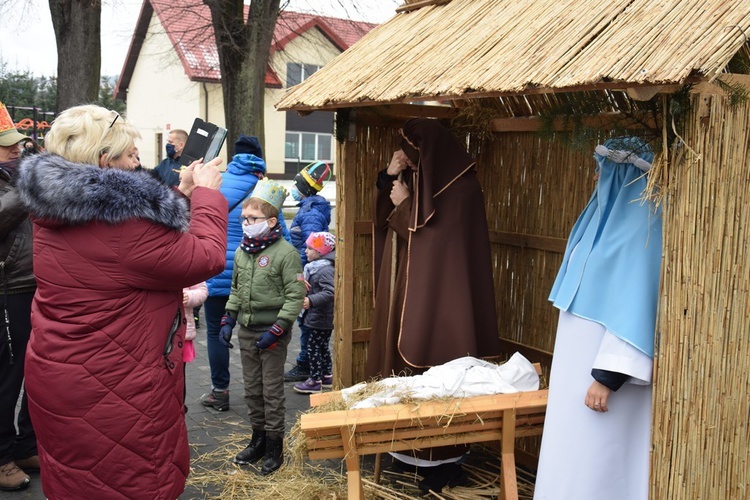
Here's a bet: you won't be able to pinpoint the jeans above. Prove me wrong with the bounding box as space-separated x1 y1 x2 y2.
204 295 230 391
296 317 310 365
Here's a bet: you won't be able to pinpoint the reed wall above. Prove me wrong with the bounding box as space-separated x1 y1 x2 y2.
333 116 598 385
651 94 750 499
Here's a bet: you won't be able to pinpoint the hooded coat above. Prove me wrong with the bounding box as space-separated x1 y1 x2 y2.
15 154 227 499
366 119 501 379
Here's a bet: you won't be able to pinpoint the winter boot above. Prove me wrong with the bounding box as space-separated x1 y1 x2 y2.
284 362 310 382
293 378 322 394
259 433 284 475
234 430 267 465
200 389 229 411
0 461 30 491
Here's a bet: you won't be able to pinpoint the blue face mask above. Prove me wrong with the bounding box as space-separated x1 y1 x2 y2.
291 187 303 202
166 143 176 159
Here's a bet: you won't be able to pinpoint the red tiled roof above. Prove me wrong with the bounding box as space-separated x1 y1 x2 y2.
115 0 376 98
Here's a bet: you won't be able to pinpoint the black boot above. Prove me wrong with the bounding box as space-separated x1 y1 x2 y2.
234 429 266 465
259 433 284 475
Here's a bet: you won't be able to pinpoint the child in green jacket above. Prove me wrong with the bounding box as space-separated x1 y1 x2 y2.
219 179 305 475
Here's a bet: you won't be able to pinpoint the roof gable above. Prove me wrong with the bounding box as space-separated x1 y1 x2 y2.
276 0 750 111
115 0 376 99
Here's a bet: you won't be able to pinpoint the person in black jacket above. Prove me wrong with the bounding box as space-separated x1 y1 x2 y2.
0 102 37 491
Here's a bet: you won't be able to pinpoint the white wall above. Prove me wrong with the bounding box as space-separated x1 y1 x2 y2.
126 14 202 168
127 19 343 174
267 27 343 175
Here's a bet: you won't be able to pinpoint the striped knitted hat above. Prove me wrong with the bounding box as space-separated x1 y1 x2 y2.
294 161 331 197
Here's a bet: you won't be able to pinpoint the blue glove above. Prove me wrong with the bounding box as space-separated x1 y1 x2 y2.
255 323 285 350
219 314 236 349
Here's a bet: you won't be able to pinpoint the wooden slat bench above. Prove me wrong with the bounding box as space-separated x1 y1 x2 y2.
301 365 548 500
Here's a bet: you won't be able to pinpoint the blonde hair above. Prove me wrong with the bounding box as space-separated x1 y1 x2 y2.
243 197 280 219
44 104 141 165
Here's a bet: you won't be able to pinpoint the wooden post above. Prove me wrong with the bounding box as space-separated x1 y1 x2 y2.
341 426 364 499
501 408 518 500
333 121 357 387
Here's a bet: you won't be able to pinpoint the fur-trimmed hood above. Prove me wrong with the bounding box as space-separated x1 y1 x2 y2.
16 153 189 232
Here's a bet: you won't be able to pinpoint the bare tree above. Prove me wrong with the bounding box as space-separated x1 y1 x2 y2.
204 0 280 155
48 0 101 112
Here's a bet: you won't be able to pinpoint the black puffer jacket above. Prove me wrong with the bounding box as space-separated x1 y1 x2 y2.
0 161 34 294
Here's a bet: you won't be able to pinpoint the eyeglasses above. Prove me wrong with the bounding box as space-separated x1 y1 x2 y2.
239 216 268 225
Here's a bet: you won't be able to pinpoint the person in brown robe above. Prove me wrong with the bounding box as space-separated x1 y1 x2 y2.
365 118 502 493
367 118 501 379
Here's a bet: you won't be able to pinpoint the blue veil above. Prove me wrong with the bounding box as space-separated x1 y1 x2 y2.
549 137 662 357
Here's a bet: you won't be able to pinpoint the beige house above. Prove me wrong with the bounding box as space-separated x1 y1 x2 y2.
114 0 375 175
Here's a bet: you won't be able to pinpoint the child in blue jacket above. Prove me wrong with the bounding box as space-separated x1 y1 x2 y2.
284 161 332 382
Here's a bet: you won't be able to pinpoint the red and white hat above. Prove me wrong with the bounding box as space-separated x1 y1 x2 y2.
305 232 336 256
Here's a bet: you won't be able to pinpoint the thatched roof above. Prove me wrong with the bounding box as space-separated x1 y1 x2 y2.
277 0 750 111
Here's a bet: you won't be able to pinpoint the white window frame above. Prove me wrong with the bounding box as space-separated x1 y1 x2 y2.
285 131 333 163
286 63 322 88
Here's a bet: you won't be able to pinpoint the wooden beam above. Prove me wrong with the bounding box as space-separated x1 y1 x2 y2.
352 328 371 343
489 230 567 253
488 338 553 367
358 226 568 253
358 103 457 119
491 112 656 133
279 77 707 112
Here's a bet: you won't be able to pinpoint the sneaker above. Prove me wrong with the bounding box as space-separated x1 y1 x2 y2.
199 389 229 411
14 455 40 472
322 374 333 389
284 363 310 382
293 378 322 394
0 462 30 491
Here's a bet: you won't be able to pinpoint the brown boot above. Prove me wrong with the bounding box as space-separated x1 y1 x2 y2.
0 461 30 491
15 455 40 472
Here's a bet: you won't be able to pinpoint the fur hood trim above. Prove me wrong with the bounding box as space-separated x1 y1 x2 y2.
16 153 190 232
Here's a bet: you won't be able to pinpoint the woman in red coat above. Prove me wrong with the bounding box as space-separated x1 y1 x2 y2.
15 105 227 499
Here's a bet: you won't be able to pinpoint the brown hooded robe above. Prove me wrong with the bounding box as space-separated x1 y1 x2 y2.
366 119 501 380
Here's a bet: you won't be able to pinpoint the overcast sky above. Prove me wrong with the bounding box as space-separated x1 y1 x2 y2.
0 0 400 77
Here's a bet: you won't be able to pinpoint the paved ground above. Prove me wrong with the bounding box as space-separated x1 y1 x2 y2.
5 311 314 500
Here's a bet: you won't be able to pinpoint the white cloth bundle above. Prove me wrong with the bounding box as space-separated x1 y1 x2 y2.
341 352 540 409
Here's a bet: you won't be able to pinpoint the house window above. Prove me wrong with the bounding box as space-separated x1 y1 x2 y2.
286 63 321 87
285 132 333 162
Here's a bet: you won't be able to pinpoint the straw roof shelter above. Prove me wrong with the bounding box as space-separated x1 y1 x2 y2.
277 0 750 497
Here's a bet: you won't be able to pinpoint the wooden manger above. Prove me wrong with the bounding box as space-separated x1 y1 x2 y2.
301 364 547 500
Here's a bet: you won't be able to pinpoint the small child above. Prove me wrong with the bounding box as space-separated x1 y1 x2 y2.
218 179 305 476
293 232 336 394
182 282 208 413
183 282 208 364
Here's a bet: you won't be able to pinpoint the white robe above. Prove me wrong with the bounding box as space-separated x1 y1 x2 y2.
534 311 652 500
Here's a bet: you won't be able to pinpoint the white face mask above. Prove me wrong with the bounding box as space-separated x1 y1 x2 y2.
242 221 270 239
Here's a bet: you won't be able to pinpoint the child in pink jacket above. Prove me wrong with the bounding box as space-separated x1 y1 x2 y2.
183 282 208 413
183 282 209 362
